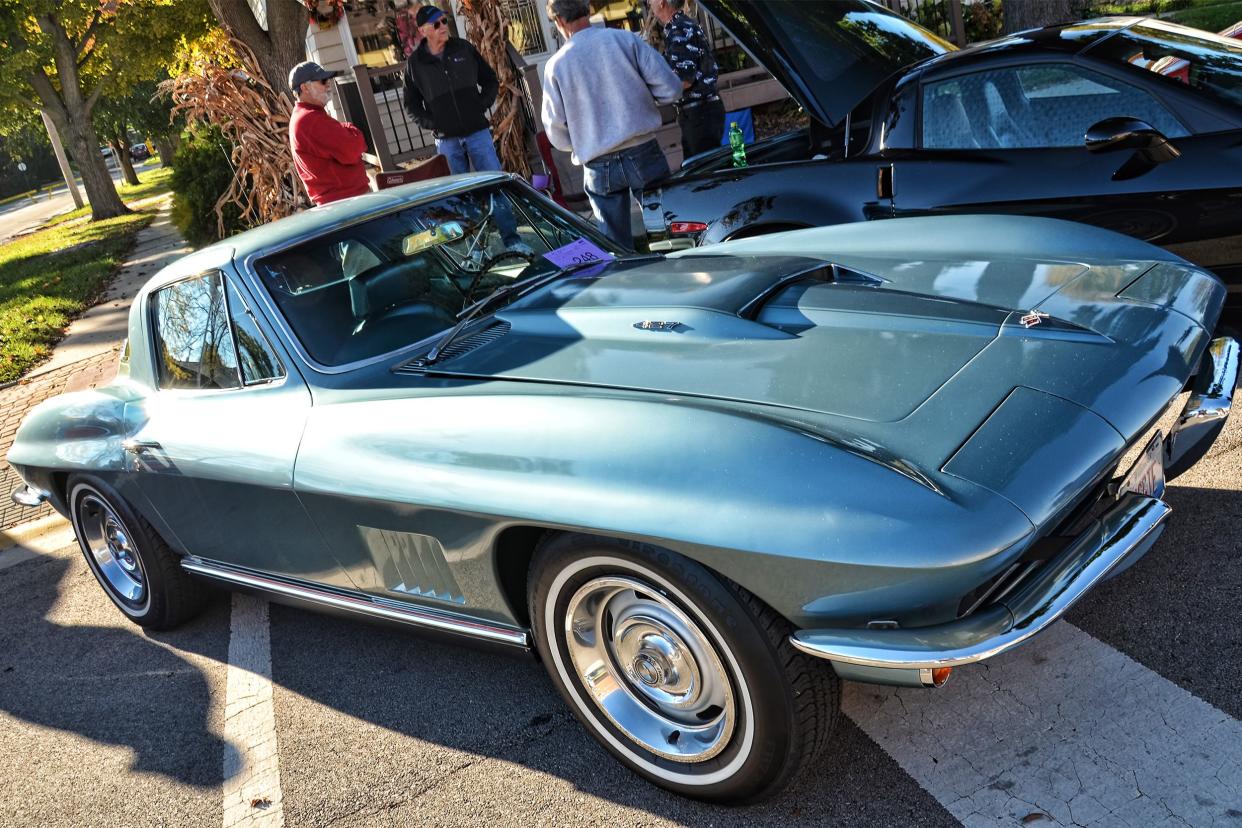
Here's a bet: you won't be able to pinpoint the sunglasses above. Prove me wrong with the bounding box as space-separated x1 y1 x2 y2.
427 18 446 28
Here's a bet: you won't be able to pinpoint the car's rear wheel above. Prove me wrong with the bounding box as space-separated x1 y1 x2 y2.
67 474 207 630
528 533 839 803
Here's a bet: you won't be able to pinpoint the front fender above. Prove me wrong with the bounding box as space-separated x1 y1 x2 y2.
654 160 887 247
294 390 1033 629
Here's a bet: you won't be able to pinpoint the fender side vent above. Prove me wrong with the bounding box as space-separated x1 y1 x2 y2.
359 526 466 604
395 320 510 374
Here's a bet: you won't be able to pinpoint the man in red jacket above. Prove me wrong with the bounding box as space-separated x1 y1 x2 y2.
288 61 371 205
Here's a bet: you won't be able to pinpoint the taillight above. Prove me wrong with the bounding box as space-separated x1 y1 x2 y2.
669 221 708 235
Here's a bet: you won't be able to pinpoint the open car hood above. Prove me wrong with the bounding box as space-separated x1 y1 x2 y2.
700 0 954 127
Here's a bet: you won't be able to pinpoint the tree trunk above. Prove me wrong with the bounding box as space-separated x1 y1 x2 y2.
207 0 309 98
459 0 532 179
1003 0 1076 34
29 14 128 220
54 110 129 218
112 137 140 186
156 135 178 168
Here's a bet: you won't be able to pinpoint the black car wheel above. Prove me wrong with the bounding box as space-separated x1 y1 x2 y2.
529 533 839 803
67 474 206 630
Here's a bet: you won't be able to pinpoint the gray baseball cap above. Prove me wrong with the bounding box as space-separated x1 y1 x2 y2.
288 60 341 93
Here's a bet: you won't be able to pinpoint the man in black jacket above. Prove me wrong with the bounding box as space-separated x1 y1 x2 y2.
403 5 503 174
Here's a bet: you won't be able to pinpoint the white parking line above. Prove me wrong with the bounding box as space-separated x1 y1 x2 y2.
843 621 1242 826
222 594 284 828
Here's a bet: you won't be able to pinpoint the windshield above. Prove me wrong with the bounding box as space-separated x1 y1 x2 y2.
1088 20 1242 108
251 183 623 366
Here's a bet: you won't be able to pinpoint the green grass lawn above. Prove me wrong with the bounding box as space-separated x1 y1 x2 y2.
0 211 152 383
1167 0 1242 30
44 165 174 228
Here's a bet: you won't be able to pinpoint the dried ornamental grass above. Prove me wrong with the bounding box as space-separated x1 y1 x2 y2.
160 37 308 239
459 0 532 180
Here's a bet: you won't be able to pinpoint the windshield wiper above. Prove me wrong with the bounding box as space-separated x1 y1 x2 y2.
422 257 642 365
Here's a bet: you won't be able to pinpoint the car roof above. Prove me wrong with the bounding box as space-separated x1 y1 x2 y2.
916 17 1139 72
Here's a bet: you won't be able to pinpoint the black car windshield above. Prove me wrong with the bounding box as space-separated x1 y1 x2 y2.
1089 20 1242 108
251 183 623 366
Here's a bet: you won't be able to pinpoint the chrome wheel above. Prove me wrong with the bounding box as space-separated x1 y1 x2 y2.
76 493 146 606
564 575 736 762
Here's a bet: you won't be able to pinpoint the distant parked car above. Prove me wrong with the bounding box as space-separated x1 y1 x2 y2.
99 146 113 158
129 144 150 161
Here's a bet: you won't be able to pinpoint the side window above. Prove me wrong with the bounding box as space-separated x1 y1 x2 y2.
152 272 240 390
225 279 285 385
922 64 1188 150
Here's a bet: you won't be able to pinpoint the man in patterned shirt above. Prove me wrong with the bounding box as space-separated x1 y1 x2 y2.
650 0 724 158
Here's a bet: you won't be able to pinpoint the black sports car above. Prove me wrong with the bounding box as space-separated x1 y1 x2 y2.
643 1 1242 314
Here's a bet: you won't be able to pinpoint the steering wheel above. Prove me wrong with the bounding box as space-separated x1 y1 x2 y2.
458 250 537 304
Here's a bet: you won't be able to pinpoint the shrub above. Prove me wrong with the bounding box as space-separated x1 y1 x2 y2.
169 127 248 247
964 0 1004 42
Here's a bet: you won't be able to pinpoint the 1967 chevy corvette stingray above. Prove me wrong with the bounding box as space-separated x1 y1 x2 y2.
8 173 1237 802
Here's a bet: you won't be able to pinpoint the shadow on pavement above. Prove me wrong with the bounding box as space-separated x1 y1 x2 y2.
0 550 230 788
264 603 954 826
1069 481 1242 721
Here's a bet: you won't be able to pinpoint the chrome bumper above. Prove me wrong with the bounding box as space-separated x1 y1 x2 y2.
648 238 696 253
10 484 49 508
1165 336 1238 480
791 492 1171 672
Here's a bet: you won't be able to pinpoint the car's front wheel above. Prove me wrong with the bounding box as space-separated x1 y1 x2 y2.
67 474 206 630
529 534 839 803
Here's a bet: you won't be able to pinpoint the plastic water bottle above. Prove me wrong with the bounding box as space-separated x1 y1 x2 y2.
729 122 748 168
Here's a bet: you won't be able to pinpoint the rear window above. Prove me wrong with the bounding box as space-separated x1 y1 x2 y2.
1089 20 1242 108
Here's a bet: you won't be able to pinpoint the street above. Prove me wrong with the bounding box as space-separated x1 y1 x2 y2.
0 165 128 245
1 388 1239 827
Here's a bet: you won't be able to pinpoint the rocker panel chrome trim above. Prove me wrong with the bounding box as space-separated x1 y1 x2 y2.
181 558 528 647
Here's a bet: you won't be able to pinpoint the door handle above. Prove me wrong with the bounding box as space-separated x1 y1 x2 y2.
876 164 895 200
122 439 163 454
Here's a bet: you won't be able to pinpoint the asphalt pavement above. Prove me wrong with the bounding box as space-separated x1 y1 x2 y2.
1 393 1240 827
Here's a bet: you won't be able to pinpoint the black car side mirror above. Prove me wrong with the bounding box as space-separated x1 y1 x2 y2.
1085 117 1180 181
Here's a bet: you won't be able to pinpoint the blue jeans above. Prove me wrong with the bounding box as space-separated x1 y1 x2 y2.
436 128 502 174
437 128 521 245
582 139 669 249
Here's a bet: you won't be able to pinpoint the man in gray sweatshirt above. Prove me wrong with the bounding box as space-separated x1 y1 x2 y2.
542 0 682 247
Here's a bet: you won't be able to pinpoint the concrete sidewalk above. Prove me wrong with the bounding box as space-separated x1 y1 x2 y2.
0 195 191 531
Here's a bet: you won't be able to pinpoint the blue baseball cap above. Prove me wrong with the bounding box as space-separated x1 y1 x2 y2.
415 5 445 26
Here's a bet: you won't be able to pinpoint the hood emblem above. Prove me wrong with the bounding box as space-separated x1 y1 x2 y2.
1020 310 1049 329
634 321 683 332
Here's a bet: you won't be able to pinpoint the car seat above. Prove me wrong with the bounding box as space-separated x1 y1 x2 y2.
982 80 1035 148
924 93 980 149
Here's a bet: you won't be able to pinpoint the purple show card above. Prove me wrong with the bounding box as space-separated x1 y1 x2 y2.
542 238 616 269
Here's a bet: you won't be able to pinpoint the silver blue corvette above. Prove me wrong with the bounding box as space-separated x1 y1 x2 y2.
8 174 1236 802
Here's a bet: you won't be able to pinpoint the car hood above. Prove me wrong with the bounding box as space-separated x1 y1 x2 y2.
699 0 954 127
440 253 994 422
419 218 1222 471
418 217 1220 441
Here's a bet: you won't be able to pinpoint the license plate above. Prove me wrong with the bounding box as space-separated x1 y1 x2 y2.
1117 431 1166 499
